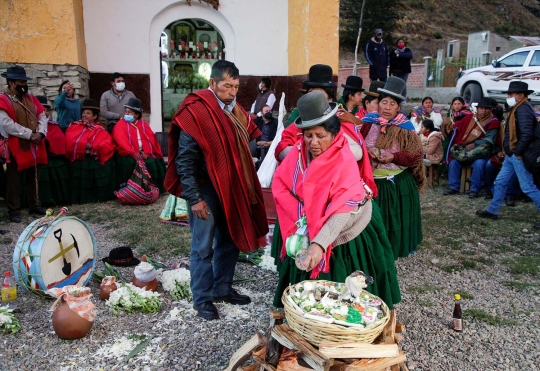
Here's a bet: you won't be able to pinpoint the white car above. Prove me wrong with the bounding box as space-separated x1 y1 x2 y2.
456 45 540 104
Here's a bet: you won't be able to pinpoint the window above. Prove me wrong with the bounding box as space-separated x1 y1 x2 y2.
529 51 540 67
496 47 501 51
497 51 530 68
448 44 454 58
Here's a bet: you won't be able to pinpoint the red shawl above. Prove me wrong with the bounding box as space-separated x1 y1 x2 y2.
65 121 115 165
113 119 163 159
164 89 268 253
45 121 66 156
272 130 365 278
274 120 378 198
0 93 48 170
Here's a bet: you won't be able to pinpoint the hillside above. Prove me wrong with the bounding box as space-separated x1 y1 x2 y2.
340 0 540 67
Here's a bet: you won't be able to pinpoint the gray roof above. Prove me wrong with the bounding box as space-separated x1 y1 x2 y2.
509 36 540 46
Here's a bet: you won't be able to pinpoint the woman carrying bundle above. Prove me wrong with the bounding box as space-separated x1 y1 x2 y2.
65 99 116 204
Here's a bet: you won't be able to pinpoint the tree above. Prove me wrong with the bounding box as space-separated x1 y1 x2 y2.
340 0 402 54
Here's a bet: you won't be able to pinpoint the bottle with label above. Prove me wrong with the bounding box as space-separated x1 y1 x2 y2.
453 294 463 332
1 271 17 302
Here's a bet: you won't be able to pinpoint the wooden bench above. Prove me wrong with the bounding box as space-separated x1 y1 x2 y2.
459 165 472 193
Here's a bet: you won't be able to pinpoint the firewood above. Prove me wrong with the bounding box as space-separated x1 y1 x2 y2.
395 324 405 334
383 310 397 345
394 333 404 344
318 342 399 359
344 350 406 371
271 324 331 371
225 333 265 371
269 309 286 320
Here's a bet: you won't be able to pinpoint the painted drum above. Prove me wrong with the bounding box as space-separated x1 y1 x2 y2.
12 216 97 296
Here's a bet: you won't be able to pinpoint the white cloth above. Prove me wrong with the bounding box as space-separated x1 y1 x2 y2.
257 92 285 187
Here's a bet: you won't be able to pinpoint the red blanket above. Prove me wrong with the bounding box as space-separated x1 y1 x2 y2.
274 121 378 197
0 93 48 170
273 130 365 278
164 89 268 253
65 121 115 165
113 119 163 159
46 121 66 156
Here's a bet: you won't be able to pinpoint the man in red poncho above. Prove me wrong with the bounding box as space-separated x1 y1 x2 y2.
0 66 48 223
165 60 268 320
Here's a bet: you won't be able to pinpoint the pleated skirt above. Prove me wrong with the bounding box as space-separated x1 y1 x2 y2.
373 170 423 259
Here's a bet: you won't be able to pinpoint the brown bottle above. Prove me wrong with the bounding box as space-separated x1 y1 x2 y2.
453 294 463 331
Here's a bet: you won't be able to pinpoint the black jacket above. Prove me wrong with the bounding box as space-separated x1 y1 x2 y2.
503 102 536 157
389 47 413 75
175 130 210 206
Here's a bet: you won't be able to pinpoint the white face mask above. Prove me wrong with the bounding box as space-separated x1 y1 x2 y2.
115 82 125 92
506 97 516 107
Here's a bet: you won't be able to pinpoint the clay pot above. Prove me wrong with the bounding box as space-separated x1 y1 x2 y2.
100 282 117 300
131 276 158 291
52 299 94 340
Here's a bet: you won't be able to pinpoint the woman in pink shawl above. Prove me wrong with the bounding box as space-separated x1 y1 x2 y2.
271 91 400 309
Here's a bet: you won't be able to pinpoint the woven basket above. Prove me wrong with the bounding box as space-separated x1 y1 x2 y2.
282 280 390 346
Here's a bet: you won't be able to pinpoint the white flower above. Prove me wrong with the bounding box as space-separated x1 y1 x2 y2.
0 312 13 324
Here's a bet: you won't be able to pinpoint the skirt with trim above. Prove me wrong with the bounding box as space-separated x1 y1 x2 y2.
115 154 166 193
373 169 423 259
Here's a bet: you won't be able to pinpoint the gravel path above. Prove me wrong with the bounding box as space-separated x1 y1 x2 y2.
1 203 539 370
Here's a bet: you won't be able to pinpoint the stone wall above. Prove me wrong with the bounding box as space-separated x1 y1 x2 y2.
0 62 89 118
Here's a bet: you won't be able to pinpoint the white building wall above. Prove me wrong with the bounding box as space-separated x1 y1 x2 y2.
82 0 289 130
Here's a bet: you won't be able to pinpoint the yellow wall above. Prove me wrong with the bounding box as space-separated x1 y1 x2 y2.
288 0 339 76
0 0 87 68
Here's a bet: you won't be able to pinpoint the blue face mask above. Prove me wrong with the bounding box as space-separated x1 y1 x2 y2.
124 114 135 123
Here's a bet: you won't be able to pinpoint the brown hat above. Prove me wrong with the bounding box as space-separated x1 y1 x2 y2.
364 81 385 97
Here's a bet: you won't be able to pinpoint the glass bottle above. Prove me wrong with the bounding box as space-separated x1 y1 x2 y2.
1 271 17 302
453 294 463 332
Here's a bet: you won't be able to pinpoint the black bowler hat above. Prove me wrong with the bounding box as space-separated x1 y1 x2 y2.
102 246 140 266
341 76 365 92
303 64 337 88
501 81 534 95
476 97 497 108
1 66 33 81
36 95 51 109
124 97 143 113
82 99 100 111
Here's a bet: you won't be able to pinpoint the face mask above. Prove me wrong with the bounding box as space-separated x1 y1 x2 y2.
506 97 516 107
124 114 135 123
115 82 125 92
375 35 382 40
258 83 263 91
15 84 28 95
264 112 273 120
397 43 405 49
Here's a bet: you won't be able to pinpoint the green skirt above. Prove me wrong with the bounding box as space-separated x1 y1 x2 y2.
271 202 401 310
374 170 423 259
69 157 116 204
39 155 70 206
115 155 167 193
